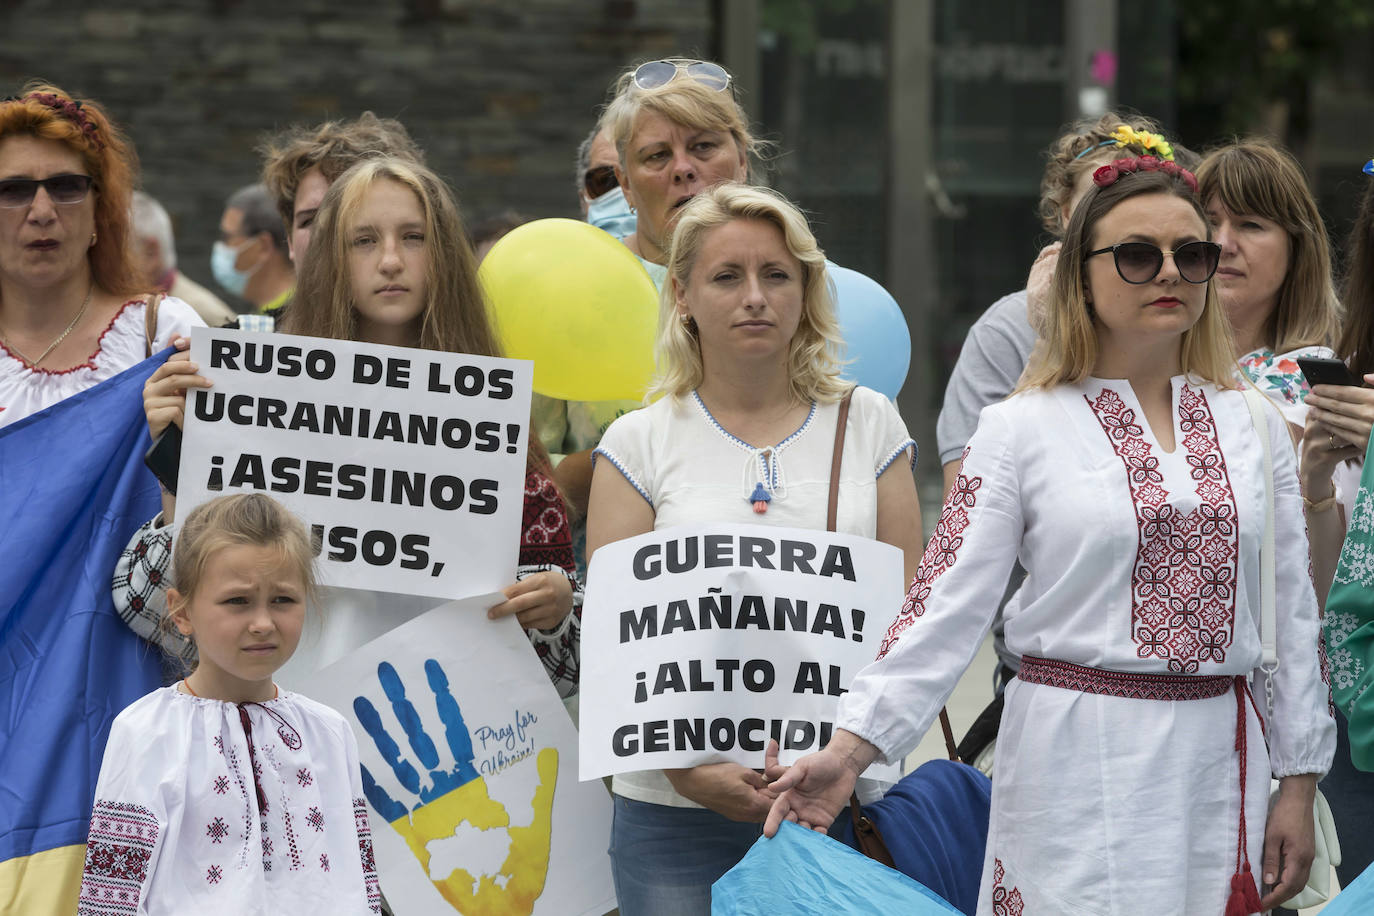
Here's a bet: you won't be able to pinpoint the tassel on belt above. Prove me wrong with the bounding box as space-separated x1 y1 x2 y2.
1016 655 1265 916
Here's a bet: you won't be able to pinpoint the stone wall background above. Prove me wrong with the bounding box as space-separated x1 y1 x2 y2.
0 0 714 308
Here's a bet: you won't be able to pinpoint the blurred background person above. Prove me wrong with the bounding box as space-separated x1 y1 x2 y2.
212 182 295 320
130 190 236 327
578 123 635 239
469 208 529 262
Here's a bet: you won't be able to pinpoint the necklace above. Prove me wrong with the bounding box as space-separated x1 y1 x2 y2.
0 281 95 368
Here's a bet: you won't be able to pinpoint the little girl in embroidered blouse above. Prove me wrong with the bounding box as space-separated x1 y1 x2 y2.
79 493 381 915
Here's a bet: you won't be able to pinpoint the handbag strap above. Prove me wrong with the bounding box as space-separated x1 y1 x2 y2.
144 292 164 358
1241 384 1279 716
826 387 959 763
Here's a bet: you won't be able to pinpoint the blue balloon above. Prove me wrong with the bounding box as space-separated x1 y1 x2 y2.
827 261 911 399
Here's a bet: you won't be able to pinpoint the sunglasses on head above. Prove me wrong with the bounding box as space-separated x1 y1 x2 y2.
583 165 619 199
1085 240 1221 285
0 173 94 209
632 59 732 92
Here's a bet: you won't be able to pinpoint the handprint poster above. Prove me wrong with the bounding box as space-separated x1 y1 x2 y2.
307 597 617 916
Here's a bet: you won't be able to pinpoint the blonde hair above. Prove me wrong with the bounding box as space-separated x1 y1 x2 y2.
651 183 849 403
1019 167 1238 391
169 493 318 621
603 61 764 180
1195 139 1341 353
281 156 556 477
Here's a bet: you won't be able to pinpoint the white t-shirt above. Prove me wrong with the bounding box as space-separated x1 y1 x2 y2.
0 296 203 429
593 385 915 807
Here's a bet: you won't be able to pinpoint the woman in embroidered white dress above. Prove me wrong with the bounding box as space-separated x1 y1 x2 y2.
80 493 380 915
0 84 201 427
586 183 925 915
767 159 1336 916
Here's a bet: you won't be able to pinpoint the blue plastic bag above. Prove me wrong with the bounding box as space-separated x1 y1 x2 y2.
712 820 963 915
1318 859 1374 914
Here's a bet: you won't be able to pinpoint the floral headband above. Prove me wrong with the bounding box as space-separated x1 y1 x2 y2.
1092 156 1199 193
1 91 104 151
1074 125 1175 162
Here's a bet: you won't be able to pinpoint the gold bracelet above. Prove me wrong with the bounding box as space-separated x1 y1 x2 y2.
1303 492 1338 513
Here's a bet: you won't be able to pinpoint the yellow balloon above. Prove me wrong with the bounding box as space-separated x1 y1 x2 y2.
479 219 659 401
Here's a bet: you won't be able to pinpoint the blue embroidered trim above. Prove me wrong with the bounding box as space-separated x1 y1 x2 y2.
591 447 652 507
690 390 817 455
876 439 918 476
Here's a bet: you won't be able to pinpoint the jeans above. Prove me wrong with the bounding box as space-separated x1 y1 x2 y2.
608 794 763 916
1321 712 1374 888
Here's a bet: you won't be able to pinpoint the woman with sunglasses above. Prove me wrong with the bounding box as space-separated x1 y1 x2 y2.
767 159 1334 915
534 59 758 534
0 83 202 428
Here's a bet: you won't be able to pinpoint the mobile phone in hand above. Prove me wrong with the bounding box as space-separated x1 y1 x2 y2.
144 425 182 495
1297 356 1361 389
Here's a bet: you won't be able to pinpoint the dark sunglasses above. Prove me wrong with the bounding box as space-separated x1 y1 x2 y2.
0 173 95 209
584 165 619 199
632 59 732 92
1085 240 1221 285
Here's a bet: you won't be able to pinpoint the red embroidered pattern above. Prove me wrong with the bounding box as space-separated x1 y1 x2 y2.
206 864 223 885
991 859 1024 915
355 799 383 913
320 852 331 872
307 806 325 831
1087 386 1239 672
206 816 228 844
79 801 160 916
213 775 229 795
520 469 575 569
1018 655 1234 701
877 449 982 658
296 767 313 787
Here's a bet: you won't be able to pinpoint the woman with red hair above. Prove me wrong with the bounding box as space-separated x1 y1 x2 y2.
0 82 201 427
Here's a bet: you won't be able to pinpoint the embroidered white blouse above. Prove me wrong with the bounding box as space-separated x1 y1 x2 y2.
0 297 202 429
78 687 381 915
840 377 1335 915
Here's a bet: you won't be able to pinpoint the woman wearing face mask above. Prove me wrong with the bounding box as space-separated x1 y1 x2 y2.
767 157 1334 915
210 183 296 319
534 60 758 544
115 158 584 698
0 83 202 428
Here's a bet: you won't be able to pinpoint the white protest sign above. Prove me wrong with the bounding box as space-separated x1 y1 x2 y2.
307 598 617 916
179 328 531 601
579 522 904 780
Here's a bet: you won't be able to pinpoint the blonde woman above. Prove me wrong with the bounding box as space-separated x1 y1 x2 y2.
768 159 1334 915
586 183 923 914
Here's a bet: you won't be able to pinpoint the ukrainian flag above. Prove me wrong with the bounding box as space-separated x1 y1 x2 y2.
0 352 168 913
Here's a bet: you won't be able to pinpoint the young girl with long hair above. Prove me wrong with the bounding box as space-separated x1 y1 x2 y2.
123 157 581 695
80 493 382 913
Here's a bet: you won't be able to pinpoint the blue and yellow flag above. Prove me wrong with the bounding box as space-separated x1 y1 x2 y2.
0 352 168 913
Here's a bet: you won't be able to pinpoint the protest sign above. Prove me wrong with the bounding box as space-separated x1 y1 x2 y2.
179 328 531 601
308 598 617 916
579 523 904 780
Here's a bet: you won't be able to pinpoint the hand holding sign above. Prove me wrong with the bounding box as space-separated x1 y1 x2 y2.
356 660 557 915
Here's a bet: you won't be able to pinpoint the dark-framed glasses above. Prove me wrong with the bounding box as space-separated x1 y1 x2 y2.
584 165 619 199
0 173 95 209
1085 240 1221 284
632 59 732 92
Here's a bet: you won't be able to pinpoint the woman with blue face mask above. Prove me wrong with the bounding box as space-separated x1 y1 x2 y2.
578 126 637 240
532 61 761 577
